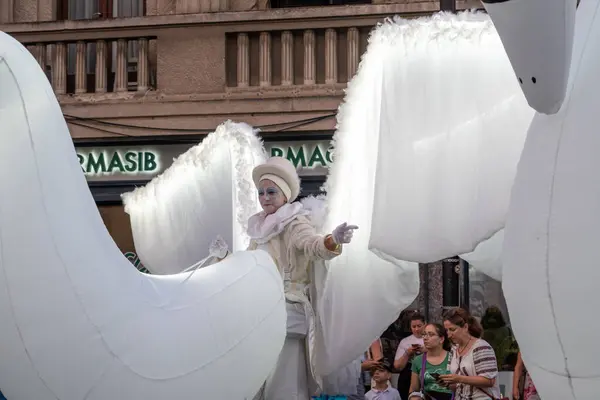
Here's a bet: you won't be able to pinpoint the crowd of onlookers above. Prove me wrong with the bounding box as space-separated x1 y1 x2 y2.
344 306 539 400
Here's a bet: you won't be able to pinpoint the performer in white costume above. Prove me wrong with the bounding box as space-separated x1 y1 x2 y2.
243 156 357 400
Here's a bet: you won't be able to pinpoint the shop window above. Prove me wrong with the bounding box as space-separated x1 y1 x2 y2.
270 0 370 8
98 204 149 273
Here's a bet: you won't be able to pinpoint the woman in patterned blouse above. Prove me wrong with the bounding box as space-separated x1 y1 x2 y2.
439 308 502 400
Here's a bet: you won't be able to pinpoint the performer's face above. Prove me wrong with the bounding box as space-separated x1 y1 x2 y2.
258 179 287 214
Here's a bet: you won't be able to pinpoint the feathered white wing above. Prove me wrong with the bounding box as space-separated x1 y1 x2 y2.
312 20 422 375
122 121 266 274
368 12 534 264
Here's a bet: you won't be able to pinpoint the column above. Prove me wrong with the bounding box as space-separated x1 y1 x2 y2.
259 32 271 87
137 38 149 92
52 43 67 95
303 29 315 85
324 28 337 84
281 31 294 86
347 27 359 81
35 44 46 70
114 39 128 92
95 40 107 94
237 33 249 87
75 41 87 94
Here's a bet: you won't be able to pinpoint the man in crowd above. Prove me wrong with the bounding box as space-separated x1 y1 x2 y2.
393 313 426 400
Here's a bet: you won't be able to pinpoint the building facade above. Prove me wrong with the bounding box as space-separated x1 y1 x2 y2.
1 0 508 351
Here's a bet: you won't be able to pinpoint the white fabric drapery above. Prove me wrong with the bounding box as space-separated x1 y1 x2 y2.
368 12 533 264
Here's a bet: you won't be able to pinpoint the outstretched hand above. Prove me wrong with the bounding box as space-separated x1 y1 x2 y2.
209 235 229 259
332 222 359 244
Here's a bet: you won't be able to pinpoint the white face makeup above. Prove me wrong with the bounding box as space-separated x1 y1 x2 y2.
258 179 286 214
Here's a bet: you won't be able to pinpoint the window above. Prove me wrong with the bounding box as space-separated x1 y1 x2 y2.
59 0 143 20
98 204 148 273
60 0 146 93
439 0 456 12
270 0 369 8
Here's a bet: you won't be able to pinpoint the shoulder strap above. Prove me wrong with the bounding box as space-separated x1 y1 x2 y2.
419 353 427 389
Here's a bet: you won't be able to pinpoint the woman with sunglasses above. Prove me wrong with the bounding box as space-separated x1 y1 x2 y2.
440 308 502 400
408 323 453 400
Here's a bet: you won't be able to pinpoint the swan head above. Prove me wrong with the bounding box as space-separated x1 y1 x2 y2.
482 0 577 115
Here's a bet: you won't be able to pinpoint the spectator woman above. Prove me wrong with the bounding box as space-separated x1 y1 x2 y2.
408 323 453 400
439 307 502 400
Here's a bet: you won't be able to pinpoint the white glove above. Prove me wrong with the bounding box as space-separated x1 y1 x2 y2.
209 235 229 259
332 222 358 244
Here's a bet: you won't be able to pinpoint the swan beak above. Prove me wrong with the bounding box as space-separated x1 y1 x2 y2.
482 0 576 115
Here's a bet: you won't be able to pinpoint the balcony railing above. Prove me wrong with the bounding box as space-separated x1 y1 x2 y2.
25 38 155 95
0 2 481 98
226 27 369 88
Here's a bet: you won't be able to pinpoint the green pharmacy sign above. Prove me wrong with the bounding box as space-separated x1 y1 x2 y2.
77 150 160 176
74 143 194 182
124 251 149 273
75 140 333 182
266 141 333 176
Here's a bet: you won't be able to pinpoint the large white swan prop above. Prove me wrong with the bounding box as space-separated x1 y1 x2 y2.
0 31 285 399
367 12 534 264
486 0 600 398
122 121 265 274
428 0 582 282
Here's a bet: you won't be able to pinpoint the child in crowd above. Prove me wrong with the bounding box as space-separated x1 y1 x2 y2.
365 362 401 400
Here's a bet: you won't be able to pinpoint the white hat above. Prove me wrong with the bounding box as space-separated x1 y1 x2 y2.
252 157 301 202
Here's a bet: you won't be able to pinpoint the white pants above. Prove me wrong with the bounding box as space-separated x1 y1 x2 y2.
253 302 310 400
264 336 310 400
